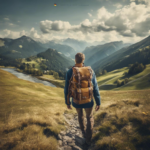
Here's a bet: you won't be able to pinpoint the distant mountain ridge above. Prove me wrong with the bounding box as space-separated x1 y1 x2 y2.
62 38 91 52
83 41 130 67
38 41 76 58
0 36 45 59
93 35 150 73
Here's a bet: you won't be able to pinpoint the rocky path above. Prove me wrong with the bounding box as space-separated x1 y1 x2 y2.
57 113 87 150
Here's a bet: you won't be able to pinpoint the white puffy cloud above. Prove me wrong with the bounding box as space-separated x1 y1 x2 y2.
29 28 40 39
97 7 113 21
40 20 71 33
2 29 21 39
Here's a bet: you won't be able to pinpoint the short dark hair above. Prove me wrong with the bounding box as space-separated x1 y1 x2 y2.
75 53 85 63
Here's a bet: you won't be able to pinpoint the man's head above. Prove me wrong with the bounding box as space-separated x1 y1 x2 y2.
75 53 85 64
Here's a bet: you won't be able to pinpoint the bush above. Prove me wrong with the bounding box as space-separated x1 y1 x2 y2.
117 78 129 87
128 62 145 75
117 79 122 87
53 72 59 79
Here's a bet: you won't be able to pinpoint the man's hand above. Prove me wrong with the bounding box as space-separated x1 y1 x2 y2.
67 105 72 109
95 105 100 111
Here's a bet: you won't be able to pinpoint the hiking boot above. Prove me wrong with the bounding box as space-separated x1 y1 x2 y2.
83 141 91 150
82 131 86 138
85 140 91 146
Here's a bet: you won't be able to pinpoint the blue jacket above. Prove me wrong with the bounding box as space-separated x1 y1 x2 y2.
64 67 101 108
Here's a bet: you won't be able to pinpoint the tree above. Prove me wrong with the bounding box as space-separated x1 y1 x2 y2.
26 63 30 69
40 64 47 70
32 64 35 68
53 72 59 79
102 70 107 74
26 58 32 61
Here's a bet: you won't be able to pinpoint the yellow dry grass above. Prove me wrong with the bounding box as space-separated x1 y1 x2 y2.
0 69 75 150
1 69 150 150
93 89 150 150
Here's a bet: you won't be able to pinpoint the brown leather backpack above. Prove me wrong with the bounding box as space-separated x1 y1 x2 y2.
67 64 93 105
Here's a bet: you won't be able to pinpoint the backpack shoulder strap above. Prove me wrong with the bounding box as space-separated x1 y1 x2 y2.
87 66 93 80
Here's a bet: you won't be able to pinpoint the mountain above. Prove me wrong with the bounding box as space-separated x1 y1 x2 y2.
62 38 91 52
38 41 76 58
37 48 74 71
103 45 150 72
0 36 45 59
93 35 150 73
83 41 129 66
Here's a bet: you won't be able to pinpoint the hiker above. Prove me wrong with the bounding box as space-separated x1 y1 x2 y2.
64 53 101 146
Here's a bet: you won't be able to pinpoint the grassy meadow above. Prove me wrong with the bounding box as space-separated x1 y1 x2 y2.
0 69 75 150
38 75 65 88
0 66 150 150
92 89 150 150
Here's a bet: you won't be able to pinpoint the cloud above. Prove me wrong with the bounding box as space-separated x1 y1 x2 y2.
29 28 40 39
40 20 71 33
9 23 14 26
2 29 21 39
88 13 92 17
4 18 9 21
39 1 150 43
113 3 123 8
97 7 113 21
1 1 150 44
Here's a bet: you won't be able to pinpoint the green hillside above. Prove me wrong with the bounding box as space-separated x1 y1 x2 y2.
83 41 125 66
97 64 150 90
37 48 74 72
93 35 150 73
39 41 76 58
104 45 150 72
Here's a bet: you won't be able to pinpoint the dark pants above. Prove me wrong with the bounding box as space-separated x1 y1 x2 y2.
76 107 94 142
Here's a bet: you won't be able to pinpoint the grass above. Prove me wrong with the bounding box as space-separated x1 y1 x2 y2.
1 68 150 150
97 67 128 86
92 89 150 150
37 75 65 88
0 69 75 150
97 64 150 90
116 74 150 90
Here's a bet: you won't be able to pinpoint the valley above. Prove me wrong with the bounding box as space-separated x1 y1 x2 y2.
0 35 150 150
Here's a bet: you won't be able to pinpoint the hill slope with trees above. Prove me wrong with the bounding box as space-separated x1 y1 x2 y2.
93 36 150 73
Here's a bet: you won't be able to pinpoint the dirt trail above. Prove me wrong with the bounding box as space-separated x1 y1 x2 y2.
57 113 92 150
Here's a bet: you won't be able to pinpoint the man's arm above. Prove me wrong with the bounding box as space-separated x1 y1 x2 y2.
64 70 71 106
92 72 101 107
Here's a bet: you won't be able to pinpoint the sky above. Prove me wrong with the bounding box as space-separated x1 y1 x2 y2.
0 0 150 44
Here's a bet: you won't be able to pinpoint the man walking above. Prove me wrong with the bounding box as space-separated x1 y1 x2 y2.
64 53 101 146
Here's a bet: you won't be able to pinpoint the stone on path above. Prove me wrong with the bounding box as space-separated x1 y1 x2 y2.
75 136 85 145
63 136 73 143
63 145 72 150
58 114 86 150
60 131 66 135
